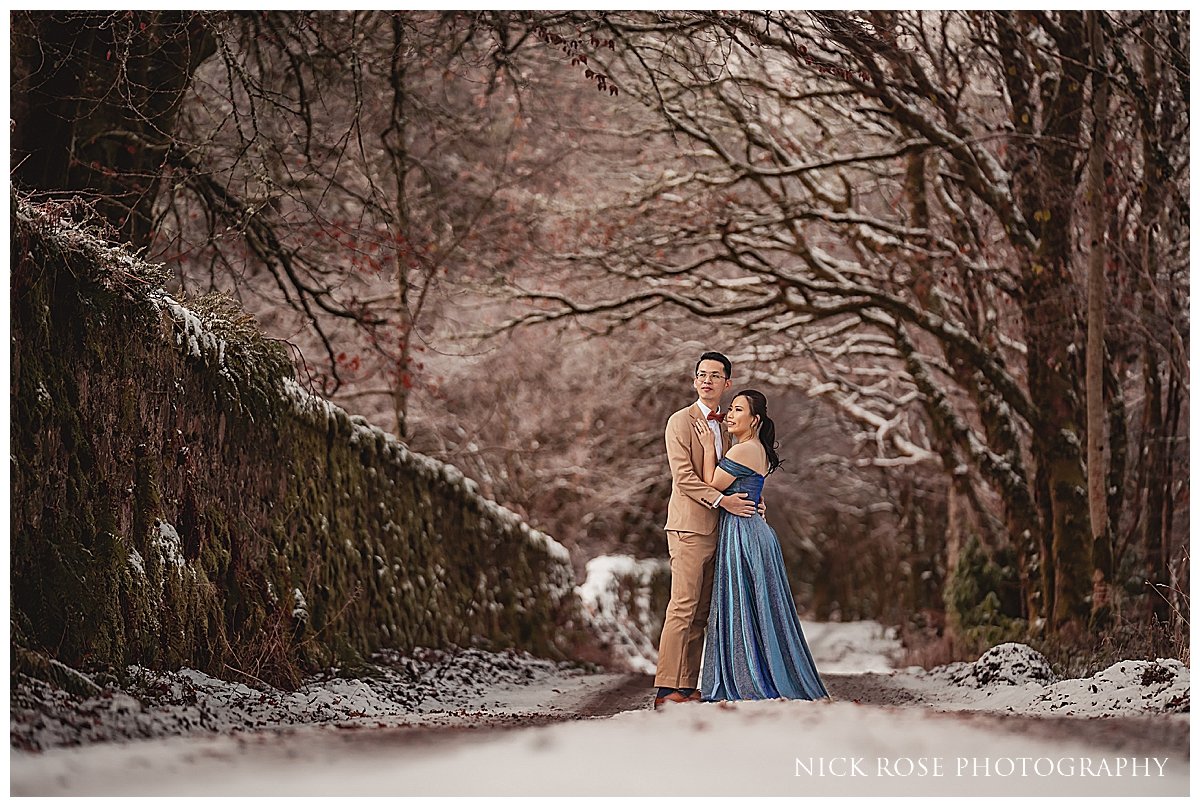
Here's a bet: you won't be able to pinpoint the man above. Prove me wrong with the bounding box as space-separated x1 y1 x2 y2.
654 351 756 708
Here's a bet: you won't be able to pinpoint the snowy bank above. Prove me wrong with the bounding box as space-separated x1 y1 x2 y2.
11 647 596 752
576 554 670 673
901 642 1190 718
799 620 903 674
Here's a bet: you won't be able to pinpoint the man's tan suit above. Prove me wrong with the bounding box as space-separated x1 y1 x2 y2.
654 402 731 690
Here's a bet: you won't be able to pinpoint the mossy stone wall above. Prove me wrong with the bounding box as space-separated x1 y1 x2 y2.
11 201 582 686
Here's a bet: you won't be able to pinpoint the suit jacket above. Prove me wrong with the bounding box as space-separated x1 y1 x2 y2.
664 402 732 534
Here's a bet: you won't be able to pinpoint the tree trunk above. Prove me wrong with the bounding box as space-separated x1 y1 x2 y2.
1013 11 1093 634
1137 20 1171 625
1085 11 1113 628
11 12 216 247
387 17 413 440
904 152 1041 619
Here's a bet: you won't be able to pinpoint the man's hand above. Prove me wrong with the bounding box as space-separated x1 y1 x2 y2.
720 492 755 518
756 499 767 519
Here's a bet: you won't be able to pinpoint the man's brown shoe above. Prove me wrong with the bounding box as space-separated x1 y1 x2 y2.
687 690 703 702
654 691 690 709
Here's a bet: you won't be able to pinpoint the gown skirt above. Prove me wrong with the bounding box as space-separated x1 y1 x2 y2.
700 456 831 702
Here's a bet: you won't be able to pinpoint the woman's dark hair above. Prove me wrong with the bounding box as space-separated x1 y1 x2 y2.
695 351 732 379
733 388 784 474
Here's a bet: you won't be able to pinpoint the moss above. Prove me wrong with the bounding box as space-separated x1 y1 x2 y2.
12 647 103 698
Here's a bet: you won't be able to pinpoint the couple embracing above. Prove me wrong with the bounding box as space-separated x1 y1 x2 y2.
654 351 831 707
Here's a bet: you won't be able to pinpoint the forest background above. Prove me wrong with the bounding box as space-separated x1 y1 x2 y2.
10 10 1189 673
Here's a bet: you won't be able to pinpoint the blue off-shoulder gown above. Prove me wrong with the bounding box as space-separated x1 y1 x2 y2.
700 456 831 702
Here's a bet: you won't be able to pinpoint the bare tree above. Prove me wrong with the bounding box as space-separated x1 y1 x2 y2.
12 11 216 245
1084 11 1111 624
12 10 1185 648
482 11 1189 639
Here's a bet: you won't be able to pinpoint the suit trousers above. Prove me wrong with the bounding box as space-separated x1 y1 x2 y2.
654 526 719 690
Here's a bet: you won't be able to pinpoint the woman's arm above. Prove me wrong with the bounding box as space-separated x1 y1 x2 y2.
666 413 725 507
692 420 736 489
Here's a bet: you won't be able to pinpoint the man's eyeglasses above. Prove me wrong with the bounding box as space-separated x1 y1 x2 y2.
696 372 727 381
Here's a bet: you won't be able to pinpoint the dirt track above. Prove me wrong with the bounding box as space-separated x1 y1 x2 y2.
279 673 659 753
329 670 1189 762
822 671 1190 760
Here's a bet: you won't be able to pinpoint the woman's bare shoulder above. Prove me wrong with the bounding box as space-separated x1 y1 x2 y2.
726 441 767 473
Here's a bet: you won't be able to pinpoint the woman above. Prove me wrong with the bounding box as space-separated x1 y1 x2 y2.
691 389 831 702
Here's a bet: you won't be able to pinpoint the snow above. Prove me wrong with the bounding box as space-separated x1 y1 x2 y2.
126 547 145 577
11 647 595 752
281 376 340 424
19 199 150 281
798 620 901 674
10 625 1189 796
576 554 668 673
152 519 186 571
291 587 309 622
158 294 227 364
903 643 1190 718
931 642 1056 687
12 692 1186 797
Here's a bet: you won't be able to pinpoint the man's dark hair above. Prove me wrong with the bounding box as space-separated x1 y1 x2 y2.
695 351 732 378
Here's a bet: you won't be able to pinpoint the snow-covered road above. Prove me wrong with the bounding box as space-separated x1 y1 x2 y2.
11 697 1187 797
11 621 1189 796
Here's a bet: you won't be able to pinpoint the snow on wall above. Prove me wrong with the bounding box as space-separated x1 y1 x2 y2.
157 295 227 366
280 376 574 584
